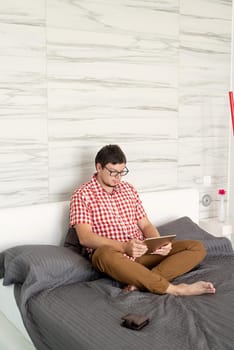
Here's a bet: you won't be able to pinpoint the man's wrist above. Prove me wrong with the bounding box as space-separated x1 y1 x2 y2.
120 241 128 254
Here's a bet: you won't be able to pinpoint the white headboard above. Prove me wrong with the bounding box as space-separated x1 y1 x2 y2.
140 188 199 226
0 188 199 252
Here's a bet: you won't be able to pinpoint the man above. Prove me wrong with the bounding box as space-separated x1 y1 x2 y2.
70 144 215 296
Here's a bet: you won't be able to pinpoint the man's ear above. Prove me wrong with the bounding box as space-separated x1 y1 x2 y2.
96 163 102 172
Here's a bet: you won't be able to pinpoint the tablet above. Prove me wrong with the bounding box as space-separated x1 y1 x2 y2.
143 235 176 253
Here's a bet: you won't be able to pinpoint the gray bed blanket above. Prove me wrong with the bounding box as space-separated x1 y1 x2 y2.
16 255 234 350
1 216 234 350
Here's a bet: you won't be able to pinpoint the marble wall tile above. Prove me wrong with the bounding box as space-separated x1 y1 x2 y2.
178 137 228 177
0 0 45 25
47 0 179 35
0 23 45 57
0 0 232 220
179 96 230 137
47 0 179 201
46 23 178 119
178 0 232 217
0 118 48 208
0 56 46 118
0 1 48 208
180 0 231 19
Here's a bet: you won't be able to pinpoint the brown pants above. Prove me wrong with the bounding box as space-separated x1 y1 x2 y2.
92 240 206 294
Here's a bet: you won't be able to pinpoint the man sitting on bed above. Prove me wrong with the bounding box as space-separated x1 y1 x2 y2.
69 144 215 296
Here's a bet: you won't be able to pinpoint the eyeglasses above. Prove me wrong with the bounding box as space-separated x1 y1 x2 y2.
104 166 129 177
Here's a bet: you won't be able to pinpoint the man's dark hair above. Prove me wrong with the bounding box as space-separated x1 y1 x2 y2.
95 144 127 167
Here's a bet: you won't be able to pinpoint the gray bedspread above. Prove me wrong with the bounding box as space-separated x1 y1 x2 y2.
15 255 234 350
1 217 234 350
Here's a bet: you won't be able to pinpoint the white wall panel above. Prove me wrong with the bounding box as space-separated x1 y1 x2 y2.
0 0 232 220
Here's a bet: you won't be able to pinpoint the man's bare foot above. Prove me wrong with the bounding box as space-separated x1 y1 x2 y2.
123 285 139 292
166 281 216 296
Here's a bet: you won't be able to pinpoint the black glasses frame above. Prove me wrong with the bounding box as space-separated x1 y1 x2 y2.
104 166 129 177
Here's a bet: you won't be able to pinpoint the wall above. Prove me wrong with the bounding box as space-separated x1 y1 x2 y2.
228 0 234 218
0 0 232 218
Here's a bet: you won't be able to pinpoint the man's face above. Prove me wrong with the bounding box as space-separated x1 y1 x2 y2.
96 162 127 190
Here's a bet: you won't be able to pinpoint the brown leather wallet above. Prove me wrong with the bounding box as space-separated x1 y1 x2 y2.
121 313 150 330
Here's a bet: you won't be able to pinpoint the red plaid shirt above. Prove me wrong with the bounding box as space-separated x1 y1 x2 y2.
70 174 146 254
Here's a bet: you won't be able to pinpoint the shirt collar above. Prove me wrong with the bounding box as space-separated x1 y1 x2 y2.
91 173 122 194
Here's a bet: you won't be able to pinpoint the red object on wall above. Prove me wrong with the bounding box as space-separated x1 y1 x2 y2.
228 91 234 135
218 188 226 195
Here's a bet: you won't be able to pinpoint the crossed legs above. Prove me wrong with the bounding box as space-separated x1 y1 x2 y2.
92 240 215 295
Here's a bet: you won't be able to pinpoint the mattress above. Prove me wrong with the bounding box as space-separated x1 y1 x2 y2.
0 279 31 342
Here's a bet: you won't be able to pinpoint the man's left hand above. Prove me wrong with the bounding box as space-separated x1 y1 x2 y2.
153 242 172 256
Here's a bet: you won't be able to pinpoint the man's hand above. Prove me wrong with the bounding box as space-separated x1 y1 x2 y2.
152 242 172 256
124 239 148 258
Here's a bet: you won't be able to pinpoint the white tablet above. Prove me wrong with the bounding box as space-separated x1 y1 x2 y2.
143 235 176 253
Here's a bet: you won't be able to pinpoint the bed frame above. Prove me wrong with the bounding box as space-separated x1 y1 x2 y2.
0 188 199 350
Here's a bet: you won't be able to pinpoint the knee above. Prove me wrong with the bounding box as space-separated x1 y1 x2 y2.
192 240 206 260
92 245 114 269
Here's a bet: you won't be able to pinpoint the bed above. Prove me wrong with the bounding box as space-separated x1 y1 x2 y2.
0 188 234 350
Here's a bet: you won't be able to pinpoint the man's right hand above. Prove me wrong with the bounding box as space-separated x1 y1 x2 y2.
123 239 148 258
